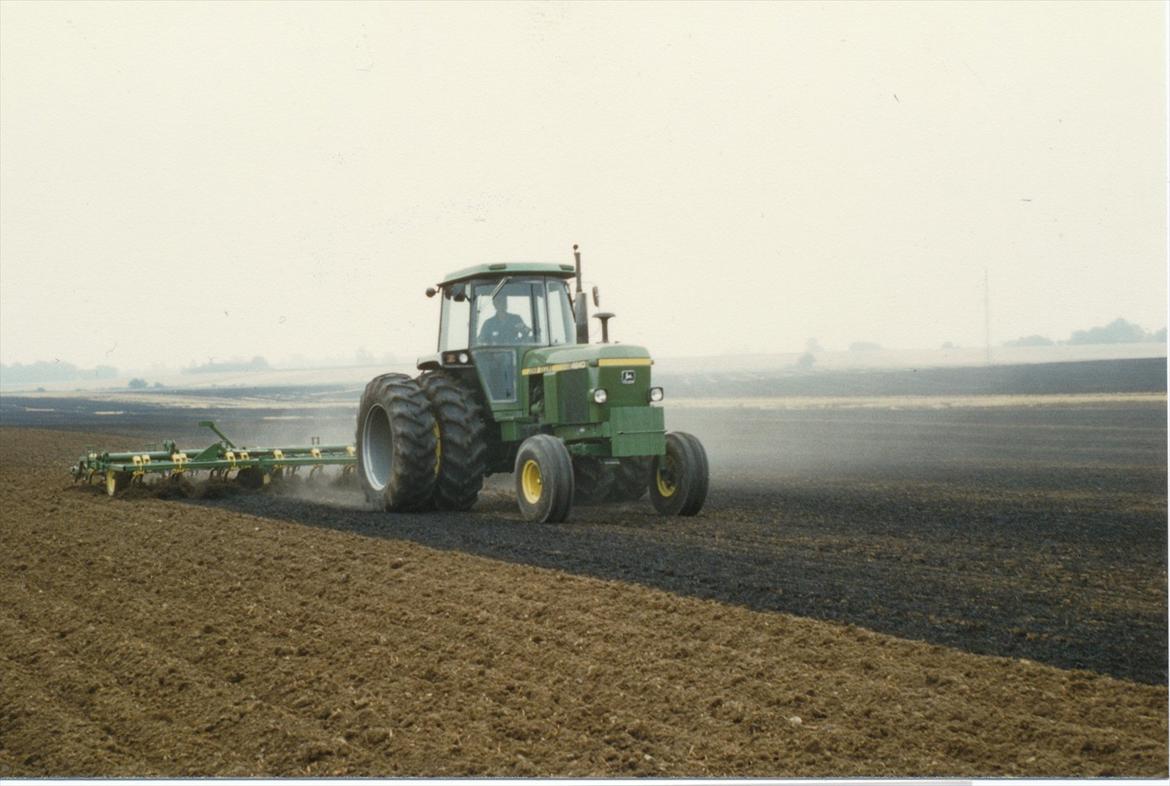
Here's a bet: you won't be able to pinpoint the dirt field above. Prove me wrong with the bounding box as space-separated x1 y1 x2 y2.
1 386 1167 775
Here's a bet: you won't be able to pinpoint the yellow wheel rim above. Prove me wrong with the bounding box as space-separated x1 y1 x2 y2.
521 458 543 504
656 456 677 498
105 470 117 497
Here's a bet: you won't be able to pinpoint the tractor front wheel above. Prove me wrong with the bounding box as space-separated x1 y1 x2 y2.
514 434 574 523
650 432 708 516
356 373 438 511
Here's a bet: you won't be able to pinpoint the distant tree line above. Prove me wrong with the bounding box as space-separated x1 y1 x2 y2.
1006 318 1167 348
1004 335 1055 347
182 356 270 374
0 360 117 384
126 377 165 389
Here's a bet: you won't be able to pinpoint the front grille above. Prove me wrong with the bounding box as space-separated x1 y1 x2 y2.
558 367 590 423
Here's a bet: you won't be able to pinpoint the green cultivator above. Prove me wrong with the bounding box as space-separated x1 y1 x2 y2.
73 420 356 496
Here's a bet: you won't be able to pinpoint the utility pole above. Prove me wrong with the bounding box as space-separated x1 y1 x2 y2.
984 268 991 366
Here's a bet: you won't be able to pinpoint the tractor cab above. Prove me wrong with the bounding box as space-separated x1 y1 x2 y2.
437 271 578 351
422 263 580 408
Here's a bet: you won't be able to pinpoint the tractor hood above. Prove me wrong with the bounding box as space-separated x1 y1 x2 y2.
520 343 652 375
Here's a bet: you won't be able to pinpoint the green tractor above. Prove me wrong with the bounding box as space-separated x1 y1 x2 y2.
355 246 708 523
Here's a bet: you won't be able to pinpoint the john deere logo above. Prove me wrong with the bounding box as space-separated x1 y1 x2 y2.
620 370 636 384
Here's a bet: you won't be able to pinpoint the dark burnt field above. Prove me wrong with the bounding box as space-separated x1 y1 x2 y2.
195 401 1169 686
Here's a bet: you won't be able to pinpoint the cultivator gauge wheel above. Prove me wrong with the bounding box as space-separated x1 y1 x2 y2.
236 467 265 490
105 470 132 497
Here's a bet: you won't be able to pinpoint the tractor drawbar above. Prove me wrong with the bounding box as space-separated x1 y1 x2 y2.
72 420 356 496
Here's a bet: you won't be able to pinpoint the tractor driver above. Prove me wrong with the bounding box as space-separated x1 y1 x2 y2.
478 291 533 345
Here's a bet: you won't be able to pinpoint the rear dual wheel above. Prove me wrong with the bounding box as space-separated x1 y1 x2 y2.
572 456 615 505
356 373 438 511
611 457 650 502
650 432 709 516
419 371 487 511
572 456 649 504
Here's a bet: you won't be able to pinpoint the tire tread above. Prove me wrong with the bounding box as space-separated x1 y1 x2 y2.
419 372 488 511
356 373 437 511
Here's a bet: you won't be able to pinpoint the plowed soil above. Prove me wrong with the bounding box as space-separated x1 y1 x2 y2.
1 392 1167 776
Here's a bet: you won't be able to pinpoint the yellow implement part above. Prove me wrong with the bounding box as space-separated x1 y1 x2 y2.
131 454 151 477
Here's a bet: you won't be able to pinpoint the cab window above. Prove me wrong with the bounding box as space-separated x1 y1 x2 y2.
438 285 472 351
472 279 546 346
546 280 576 345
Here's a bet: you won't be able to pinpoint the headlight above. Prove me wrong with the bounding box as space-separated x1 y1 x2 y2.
649 386 664 402
458 352 469 364
592 388 608 404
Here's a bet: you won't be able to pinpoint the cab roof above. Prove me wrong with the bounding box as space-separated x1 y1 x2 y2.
438 262 577 287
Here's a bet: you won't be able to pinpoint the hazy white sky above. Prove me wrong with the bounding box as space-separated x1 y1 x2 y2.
1 1 1165 370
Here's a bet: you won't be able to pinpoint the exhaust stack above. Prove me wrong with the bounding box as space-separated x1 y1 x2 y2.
573 244 589 343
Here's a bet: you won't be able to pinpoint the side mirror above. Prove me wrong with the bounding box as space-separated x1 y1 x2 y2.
592 286 600 307
425 287 437 298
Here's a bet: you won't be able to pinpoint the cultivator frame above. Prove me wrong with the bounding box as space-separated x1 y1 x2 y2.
73 420 356 496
